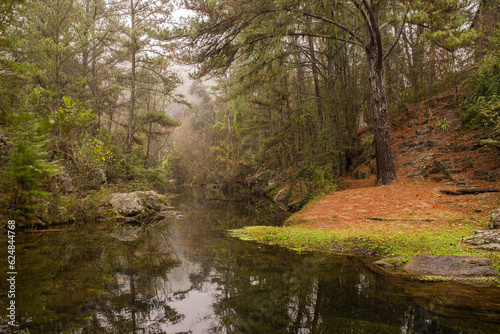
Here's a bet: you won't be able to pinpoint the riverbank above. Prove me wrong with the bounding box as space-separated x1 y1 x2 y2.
230 178 500 272
231 91 500 273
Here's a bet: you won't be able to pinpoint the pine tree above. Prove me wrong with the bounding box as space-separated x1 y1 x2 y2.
113 0 179 152
4 111 60 209
183 0 480 185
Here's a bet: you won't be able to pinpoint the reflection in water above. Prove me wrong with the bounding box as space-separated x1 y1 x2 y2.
1 187 499 333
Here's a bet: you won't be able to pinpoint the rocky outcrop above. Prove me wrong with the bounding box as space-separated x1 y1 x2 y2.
462 210 500 250
405 153 443 178
403 255 498 277
463 230 500 250
88 168 107 188
53 170 76 193
416 126 432 136
110 191 172 217
490 209 500 229
272 181 309 212
374 254 498 278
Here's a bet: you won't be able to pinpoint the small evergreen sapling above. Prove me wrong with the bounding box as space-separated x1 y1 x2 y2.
3 113 60 213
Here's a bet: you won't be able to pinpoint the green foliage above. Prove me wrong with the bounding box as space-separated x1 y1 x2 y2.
463 28 500 144
141 166 174 193
54 96 117 171
107 143 172 192
76 136 115 169
360 134 374 150
309 165 338 199
0 0 183 223
24 85 55 117
410 0 480 51
109 145 144 179
2 112 60 211
163 151 187 182
434 117 450 131
476 95 500 146
58 97 96 135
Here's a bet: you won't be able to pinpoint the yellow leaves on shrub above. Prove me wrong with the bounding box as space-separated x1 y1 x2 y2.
76 138 114 168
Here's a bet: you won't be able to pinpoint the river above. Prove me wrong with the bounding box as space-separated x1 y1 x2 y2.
1 187 500 333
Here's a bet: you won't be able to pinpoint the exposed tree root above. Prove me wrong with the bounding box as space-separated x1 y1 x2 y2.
440 188 500 196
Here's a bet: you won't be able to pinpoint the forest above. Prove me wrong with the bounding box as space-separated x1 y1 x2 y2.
0 0 499 226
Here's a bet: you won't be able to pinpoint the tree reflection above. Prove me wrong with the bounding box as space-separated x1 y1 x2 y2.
4 188 500 334
88 220 183 333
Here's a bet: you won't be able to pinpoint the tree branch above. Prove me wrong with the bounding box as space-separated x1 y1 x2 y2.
289 9 366 48
383 7 409 61
286 32 362 47
361 0 383 64
351 0 372 43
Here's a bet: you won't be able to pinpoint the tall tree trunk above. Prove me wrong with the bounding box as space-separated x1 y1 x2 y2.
307 20 323 124
413 24 424 101
55 54 62 138
224 74 233 150
367 49 397 185
92 47 100 131
364 2 397 185
225 100 232 148
126 0 136 152
146 121 152 160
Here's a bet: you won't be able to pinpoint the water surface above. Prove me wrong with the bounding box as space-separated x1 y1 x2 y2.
1 187 500 333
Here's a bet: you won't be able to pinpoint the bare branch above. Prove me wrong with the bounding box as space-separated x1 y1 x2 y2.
288 9 366 48
286 32 362 47
384 7 409 61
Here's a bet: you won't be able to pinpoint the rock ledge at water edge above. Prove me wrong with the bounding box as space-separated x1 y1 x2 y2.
375 254 498 278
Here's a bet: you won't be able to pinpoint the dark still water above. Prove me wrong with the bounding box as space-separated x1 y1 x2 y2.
1 187 500 333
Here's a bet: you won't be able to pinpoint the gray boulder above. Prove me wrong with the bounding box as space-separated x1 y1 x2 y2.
88 168 107 188
111 193 144 216
54 170 76 193
490 209 500 229
111 191 171 217
463 229 500 250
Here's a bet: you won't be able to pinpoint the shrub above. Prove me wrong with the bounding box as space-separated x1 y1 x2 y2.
2 112 60 213
463 28 500 135
476 94 500 146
